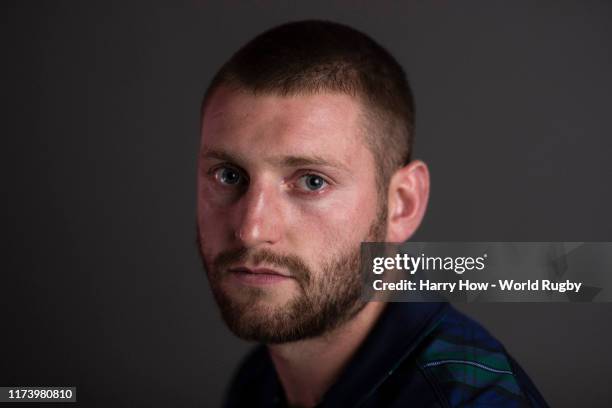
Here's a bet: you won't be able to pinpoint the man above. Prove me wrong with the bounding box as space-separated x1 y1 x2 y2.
197 20 547 407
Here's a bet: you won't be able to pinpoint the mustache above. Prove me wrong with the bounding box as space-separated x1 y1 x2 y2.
213 247 312 284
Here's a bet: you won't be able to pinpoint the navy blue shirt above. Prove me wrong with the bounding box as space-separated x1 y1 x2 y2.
224 303 548 407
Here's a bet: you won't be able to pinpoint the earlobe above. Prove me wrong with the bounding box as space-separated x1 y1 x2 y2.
386 160 430 243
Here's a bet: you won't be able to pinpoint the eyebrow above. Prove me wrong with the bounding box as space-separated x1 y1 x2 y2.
201 149 240 163
200 148 350 172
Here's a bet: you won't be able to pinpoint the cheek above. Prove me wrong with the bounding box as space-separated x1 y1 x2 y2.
290 186 379 248
197 189 233 252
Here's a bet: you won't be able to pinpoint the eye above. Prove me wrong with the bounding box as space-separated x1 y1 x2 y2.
296 174 328 192
213 166 244 186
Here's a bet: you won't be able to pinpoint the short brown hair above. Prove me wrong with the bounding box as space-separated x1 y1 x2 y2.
202 20 415 190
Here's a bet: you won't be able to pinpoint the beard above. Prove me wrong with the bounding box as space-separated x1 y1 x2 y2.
197 204 387 344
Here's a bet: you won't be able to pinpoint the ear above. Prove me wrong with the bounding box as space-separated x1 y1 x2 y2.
385 160 430 243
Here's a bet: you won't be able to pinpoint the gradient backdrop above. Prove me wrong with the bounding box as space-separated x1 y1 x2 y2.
3 1 612 407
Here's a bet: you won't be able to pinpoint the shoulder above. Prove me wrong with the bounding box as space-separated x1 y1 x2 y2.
414 306 548 407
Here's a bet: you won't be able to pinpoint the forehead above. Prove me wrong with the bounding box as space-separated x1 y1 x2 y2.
200 87 372 166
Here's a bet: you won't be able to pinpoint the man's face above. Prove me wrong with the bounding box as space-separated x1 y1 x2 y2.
197 87 387 343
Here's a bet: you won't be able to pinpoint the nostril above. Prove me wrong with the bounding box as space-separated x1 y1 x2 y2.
234 229 246 242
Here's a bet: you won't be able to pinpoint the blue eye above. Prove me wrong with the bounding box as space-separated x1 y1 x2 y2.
214 166 243 185
297 174 328 191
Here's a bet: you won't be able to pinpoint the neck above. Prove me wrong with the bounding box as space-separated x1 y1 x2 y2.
267 301 386 408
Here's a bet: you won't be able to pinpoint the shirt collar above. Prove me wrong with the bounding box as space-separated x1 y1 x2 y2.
316 302 448 407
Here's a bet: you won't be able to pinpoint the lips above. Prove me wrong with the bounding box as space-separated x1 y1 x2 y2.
228 266 292 285
229 266 289 277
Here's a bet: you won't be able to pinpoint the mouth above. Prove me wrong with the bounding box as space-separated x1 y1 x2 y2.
227 266 293 286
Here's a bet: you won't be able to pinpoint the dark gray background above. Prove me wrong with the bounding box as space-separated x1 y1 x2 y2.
3 1 611 407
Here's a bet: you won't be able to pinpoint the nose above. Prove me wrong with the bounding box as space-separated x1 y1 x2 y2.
232 181 282 248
